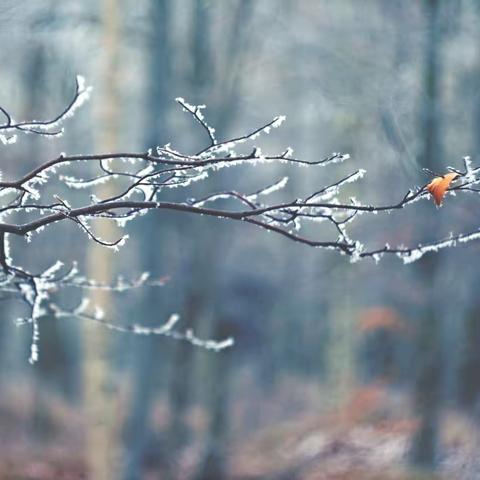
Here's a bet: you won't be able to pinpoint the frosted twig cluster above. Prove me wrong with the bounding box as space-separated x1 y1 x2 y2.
1 78 480 362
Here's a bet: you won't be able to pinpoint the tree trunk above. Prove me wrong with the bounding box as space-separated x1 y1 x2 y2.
409 0 444 470
193 317 232 480
325 267 357 413
166 1 216 476
83 0 121 478
120 1 171 479
188 2 255 479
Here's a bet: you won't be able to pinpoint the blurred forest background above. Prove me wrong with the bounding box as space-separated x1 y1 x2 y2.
1 0 480 479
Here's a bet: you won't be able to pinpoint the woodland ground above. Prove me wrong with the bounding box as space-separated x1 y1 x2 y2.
0 376 475 480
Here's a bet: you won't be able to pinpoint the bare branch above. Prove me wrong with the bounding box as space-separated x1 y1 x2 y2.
2 77 480 362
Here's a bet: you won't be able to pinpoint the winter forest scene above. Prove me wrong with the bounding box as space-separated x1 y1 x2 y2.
3 0 480 479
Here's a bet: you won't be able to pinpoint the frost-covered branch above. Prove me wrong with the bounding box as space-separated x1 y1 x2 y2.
1 78 480 362
0 76 91 144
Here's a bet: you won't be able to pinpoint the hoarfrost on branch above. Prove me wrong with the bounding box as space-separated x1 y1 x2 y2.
1 78 480 362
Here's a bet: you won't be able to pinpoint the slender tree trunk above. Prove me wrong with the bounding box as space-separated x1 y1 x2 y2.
188 2 255 478
409 0 444 469
121 1 171 478
193 317 232 480
83 0 121 478
22 28 79 436
24 43 56 442
165 1 215 476
213 0 254 132
462 6 480 474
325 267 357 412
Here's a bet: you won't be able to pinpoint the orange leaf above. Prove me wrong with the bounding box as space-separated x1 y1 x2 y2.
358 307 406 333
426 172 458 206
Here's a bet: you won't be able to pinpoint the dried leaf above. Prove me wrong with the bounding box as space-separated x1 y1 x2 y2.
427 172 458 206
359 307 406 333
